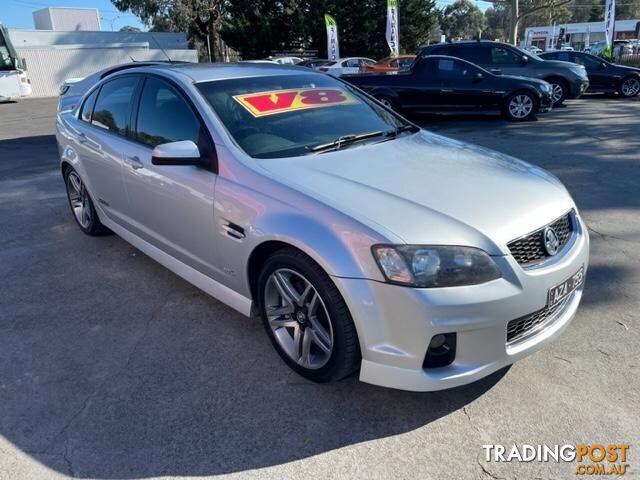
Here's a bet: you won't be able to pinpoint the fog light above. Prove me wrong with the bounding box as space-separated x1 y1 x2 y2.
429 334 446 349
423 333 456 369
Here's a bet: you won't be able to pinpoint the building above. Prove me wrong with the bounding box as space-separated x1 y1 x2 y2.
523 19 640 51
32 7 101 31
7 29 198 97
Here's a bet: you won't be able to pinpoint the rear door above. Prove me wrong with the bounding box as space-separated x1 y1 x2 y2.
120 75 220 278
73 75 141 226
402 57 442 110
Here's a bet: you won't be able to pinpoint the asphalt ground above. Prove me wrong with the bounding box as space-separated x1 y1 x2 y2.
0 96 638 479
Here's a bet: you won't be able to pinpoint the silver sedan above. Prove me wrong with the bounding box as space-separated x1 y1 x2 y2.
56 63 589 391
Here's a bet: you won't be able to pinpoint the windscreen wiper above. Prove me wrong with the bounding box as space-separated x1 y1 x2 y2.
385 124 420 138
309 130 385 153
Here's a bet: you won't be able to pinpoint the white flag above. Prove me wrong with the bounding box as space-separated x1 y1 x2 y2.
604 0 615 47
325 14 340 61
385 0 399 56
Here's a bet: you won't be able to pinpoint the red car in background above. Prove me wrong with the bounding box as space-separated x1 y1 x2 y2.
362 55 416 72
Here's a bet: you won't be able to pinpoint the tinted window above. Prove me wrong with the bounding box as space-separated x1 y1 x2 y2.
542 52 559 60
571 53 601 68
345 59 360 67
91 76 138 135
196 74 406 159
389 59 399 68
80 88 99 123
136 77 201 148
491 46 522 66
554 52 571 62
397 57 414 69
460 45 490 64
434 58 473 80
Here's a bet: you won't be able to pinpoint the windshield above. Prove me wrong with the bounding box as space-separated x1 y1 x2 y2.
196 74 408 158
515 45 543 61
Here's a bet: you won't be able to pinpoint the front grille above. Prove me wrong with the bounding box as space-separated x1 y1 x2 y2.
507 213 573 267
506 294 573 344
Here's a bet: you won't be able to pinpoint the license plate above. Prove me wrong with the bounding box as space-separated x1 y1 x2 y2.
547 266 584 308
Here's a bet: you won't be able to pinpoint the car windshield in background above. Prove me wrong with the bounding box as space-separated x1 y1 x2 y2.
196 74 407 158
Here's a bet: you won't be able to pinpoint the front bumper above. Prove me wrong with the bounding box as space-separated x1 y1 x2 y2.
569 79 590 98
333 214 590 392
538 93 554 113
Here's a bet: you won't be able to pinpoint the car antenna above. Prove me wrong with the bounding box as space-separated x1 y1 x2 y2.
149 32 173 63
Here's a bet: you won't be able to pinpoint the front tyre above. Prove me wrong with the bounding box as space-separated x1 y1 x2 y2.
547 79 568 105
257 248 361 383
64 168 109 236
504 91 537 121
619 75 640 98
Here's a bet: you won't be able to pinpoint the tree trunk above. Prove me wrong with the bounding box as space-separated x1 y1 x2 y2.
508 0 518 44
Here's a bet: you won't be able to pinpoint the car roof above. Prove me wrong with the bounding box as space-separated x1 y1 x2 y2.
141 62 320 82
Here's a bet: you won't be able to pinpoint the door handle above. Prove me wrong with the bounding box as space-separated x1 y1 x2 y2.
441 89 453 93
125 155 144 170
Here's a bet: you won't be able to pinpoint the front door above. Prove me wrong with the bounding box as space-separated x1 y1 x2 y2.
120 76 220 278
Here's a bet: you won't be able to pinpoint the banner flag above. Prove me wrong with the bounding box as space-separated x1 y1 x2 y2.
324 14 340 61
385 0 399 56
604 0 615 47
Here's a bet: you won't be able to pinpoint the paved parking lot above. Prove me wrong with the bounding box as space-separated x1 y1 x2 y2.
1 97 638 480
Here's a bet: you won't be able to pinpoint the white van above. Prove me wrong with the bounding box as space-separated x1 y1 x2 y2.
0 26 31 101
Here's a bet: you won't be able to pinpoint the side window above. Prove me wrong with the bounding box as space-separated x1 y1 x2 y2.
462 45 490 65
360 59 374 66
389 59 399 68
345 59 360 68
571 53 599 68
434 58 472 80
542 52 558 60
135 77 202 148
491 46 522 66
555 52 571 62
398 58 414 70
80 88 99 123
91 76 139 135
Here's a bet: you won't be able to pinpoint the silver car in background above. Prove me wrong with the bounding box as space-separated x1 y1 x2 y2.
56 63 589 391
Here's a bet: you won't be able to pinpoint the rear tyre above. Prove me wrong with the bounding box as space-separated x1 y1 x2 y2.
257 248 361 383
504 91 537 121
547 79 568 106
64 167 110 236
618 75 640 98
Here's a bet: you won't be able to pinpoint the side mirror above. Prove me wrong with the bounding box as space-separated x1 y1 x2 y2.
151 140 201 166
14 57 27 70
521 55 529 64
601 62 607 69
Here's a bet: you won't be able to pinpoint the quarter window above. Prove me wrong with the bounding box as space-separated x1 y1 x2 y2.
91 76 139 135
135 77 202 148
80 88 99 123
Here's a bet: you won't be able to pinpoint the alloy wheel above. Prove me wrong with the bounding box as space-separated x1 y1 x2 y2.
66 171 92 229
621 77 640 97
550 83 564 104
508 94 534 119
264 268 334 369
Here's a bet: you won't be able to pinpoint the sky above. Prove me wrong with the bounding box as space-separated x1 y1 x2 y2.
1 0 492 32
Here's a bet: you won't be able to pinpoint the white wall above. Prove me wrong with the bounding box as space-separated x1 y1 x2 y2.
17 47 198 97
32 8 101 32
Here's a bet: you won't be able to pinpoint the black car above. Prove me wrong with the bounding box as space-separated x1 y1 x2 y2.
342 55 554 121
540 51 640 98
297 58 332 69
420 41 590 105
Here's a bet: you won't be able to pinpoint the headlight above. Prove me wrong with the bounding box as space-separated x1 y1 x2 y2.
59 84 70 95
372 245 502 288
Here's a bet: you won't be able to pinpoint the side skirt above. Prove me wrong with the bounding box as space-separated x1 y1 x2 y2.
101 216 253 317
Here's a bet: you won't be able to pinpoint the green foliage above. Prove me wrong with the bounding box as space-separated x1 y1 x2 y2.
484 6 510 41
438 0 486 40
111 0 438 60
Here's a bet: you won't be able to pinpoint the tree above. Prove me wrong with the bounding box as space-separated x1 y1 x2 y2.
439 0 486 40
119 25 141 32
110 0 226 60
484 6 511 41
492 0 573 44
